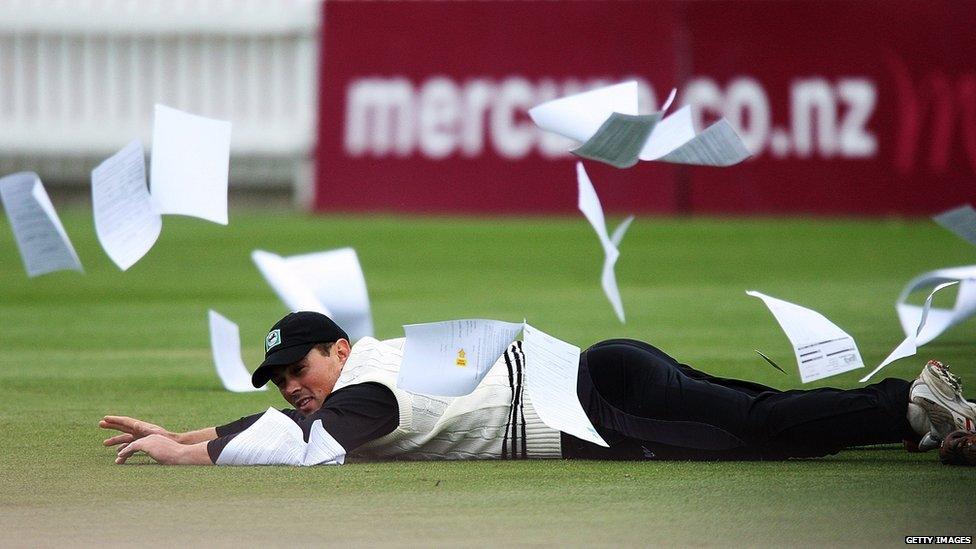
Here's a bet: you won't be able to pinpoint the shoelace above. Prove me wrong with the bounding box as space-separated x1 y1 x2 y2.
927 360 963 393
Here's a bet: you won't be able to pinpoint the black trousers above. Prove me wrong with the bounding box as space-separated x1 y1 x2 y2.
561 339 915 460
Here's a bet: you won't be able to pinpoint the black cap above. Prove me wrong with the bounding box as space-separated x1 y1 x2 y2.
251 311 349 388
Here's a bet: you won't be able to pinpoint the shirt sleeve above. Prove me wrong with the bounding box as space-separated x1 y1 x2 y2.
207 382 398 464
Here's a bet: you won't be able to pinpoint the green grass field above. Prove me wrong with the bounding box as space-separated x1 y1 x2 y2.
1 208 974 547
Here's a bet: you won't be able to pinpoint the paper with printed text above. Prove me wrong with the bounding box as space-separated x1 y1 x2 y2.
529 81 750 167
398 319 523 396
656 119 751 166
398 319 607 445
0 171 83 277
522 323 608 447
91 140 162 270
747 290 863 382
573 113 661 168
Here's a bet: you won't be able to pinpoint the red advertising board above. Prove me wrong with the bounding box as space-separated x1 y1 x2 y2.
315 1 976 216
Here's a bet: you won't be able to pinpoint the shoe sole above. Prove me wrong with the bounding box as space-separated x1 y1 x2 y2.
913 396 967 437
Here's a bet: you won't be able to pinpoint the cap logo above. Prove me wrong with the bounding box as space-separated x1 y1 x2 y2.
266 329 281 352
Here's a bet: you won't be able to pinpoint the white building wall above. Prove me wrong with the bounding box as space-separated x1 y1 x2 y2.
0 0 321 203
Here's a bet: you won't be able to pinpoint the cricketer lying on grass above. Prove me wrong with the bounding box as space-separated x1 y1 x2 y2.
101 311 976 466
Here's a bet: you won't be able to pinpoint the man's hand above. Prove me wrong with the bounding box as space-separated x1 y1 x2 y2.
99 415 177 447
115 435 212 465
115 434 183 464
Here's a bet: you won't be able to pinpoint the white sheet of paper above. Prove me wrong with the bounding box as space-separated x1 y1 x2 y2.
660 88 678 113
657 119 752 166
528 81 638 144
522 323 607 447
640 106 698 160
933 204 976 246
572 113 661 168
577 162 629 323
640 99 751 166
91 140 162 271
609 215 635 248
280 248 374 341
208 310 266 393
568 87 679 168
528 81 749 167
149 104 231 225
747 290 864 383
896 266 976 346
398 319 523 396
861 281 959 383
215 408 345 466
251 249 332 316
0 172 83 277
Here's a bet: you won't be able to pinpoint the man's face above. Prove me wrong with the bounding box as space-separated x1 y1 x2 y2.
270 341 349 416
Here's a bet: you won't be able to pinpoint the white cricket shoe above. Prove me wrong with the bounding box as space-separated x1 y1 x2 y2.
910 360 976 442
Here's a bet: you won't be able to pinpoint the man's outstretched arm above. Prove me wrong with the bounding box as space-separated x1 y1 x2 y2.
103 384 397 466
99 415 218 447
114 435 213 465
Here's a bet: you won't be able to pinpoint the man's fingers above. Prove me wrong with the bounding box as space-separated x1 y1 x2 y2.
101 416 134 428
100 416 138 430
115 440 142 464
102 434 134 446
99 420 132 433
102 416 153 433
100 416 164 438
